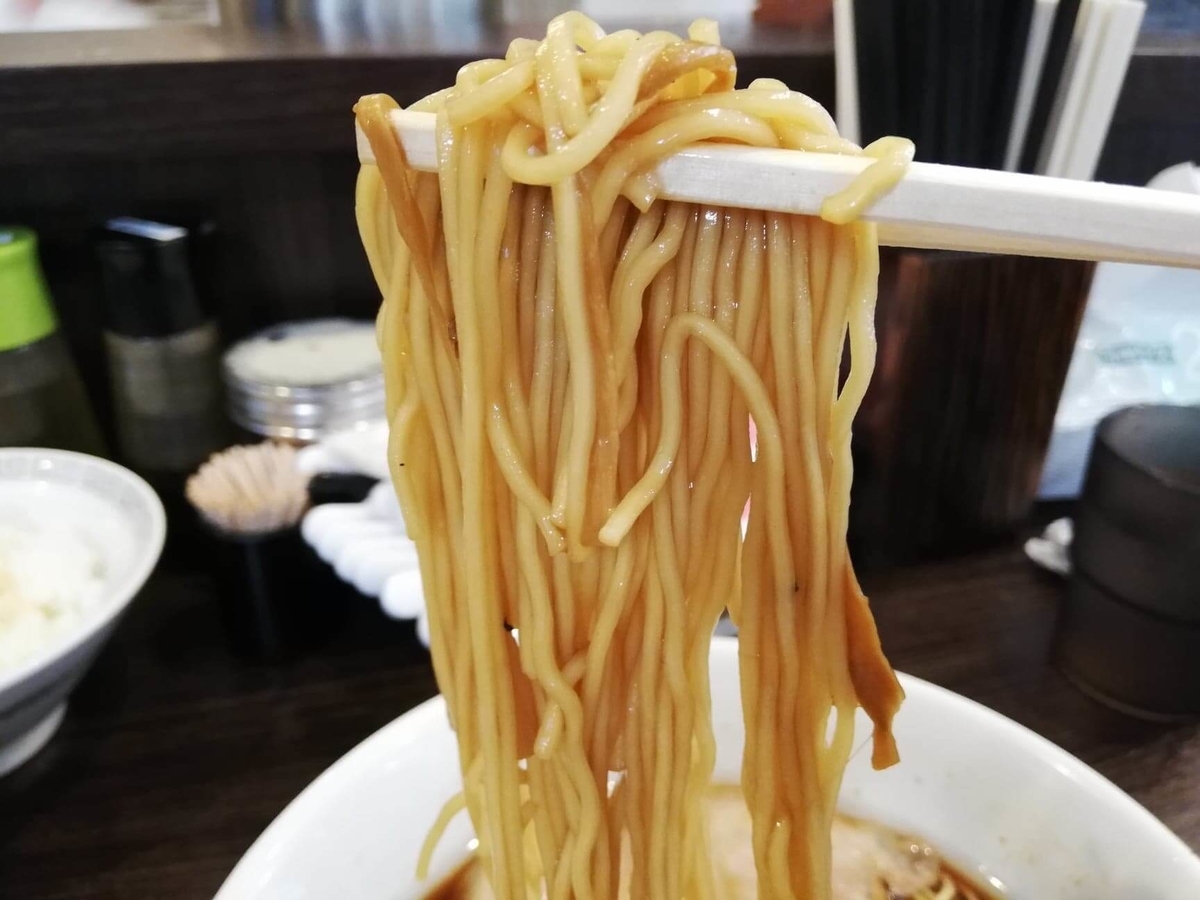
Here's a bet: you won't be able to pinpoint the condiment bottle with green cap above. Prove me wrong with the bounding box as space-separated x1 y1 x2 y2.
0 227 107 455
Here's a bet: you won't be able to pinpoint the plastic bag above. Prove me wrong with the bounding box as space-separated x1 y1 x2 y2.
1038 162 1200 498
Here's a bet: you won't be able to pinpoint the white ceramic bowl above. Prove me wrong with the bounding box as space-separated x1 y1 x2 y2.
218 637 1200 899
0 448 165 776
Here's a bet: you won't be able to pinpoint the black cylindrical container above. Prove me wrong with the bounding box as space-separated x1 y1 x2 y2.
1055 404 1200 720
206 522 342 663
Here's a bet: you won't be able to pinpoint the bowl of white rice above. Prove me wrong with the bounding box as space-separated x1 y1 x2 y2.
0 448 165 776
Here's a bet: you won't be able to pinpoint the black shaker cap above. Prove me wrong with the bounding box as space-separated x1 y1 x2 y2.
1083 404 1200 540
95 217 210 339
1072 404 1200 621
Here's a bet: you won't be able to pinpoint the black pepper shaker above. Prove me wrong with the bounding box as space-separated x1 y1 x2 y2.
95 218 228 474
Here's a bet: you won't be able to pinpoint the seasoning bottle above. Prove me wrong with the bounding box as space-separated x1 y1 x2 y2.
223 319 384 443
95 218 227 473
0 227 107 455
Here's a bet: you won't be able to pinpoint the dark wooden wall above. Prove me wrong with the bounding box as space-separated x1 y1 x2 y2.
0 52 468 426
0 154 374 429
1095 38 1200 185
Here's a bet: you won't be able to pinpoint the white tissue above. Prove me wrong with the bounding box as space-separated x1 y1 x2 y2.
1023 518 1074 577
1039 162 1200 499
295 421 391 481
298 439 428 645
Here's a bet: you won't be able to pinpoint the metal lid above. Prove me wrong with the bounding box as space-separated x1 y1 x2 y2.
1073 404 1200 621
222 319 384 442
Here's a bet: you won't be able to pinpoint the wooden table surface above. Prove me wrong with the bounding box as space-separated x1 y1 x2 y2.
3 539 1199 899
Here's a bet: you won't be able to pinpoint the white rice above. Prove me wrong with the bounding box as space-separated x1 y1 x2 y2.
0 521 107 673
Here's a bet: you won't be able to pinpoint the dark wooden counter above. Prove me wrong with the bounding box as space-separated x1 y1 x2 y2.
2 537 1198 899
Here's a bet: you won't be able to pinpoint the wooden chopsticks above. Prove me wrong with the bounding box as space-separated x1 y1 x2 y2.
356 109 1200 269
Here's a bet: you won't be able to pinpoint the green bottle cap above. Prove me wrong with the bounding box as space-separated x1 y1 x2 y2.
0 227 58 352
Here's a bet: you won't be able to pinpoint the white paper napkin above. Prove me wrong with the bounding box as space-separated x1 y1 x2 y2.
297 423 429 646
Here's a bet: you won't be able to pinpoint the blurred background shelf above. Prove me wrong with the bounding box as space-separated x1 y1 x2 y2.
0 3 1194 177
0 6 834 446
1 2 1195 504
0 0 1195 515
0 9 830 161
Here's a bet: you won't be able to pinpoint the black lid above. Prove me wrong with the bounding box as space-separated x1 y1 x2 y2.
95 218 210 338
1083 404 1200 538
1072 404 1200 620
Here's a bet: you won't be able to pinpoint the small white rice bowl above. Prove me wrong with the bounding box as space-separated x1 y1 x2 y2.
0 449 164 776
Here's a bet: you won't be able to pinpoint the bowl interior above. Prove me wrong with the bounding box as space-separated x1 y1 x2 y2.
0 448 166 695
218 638 1200 900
